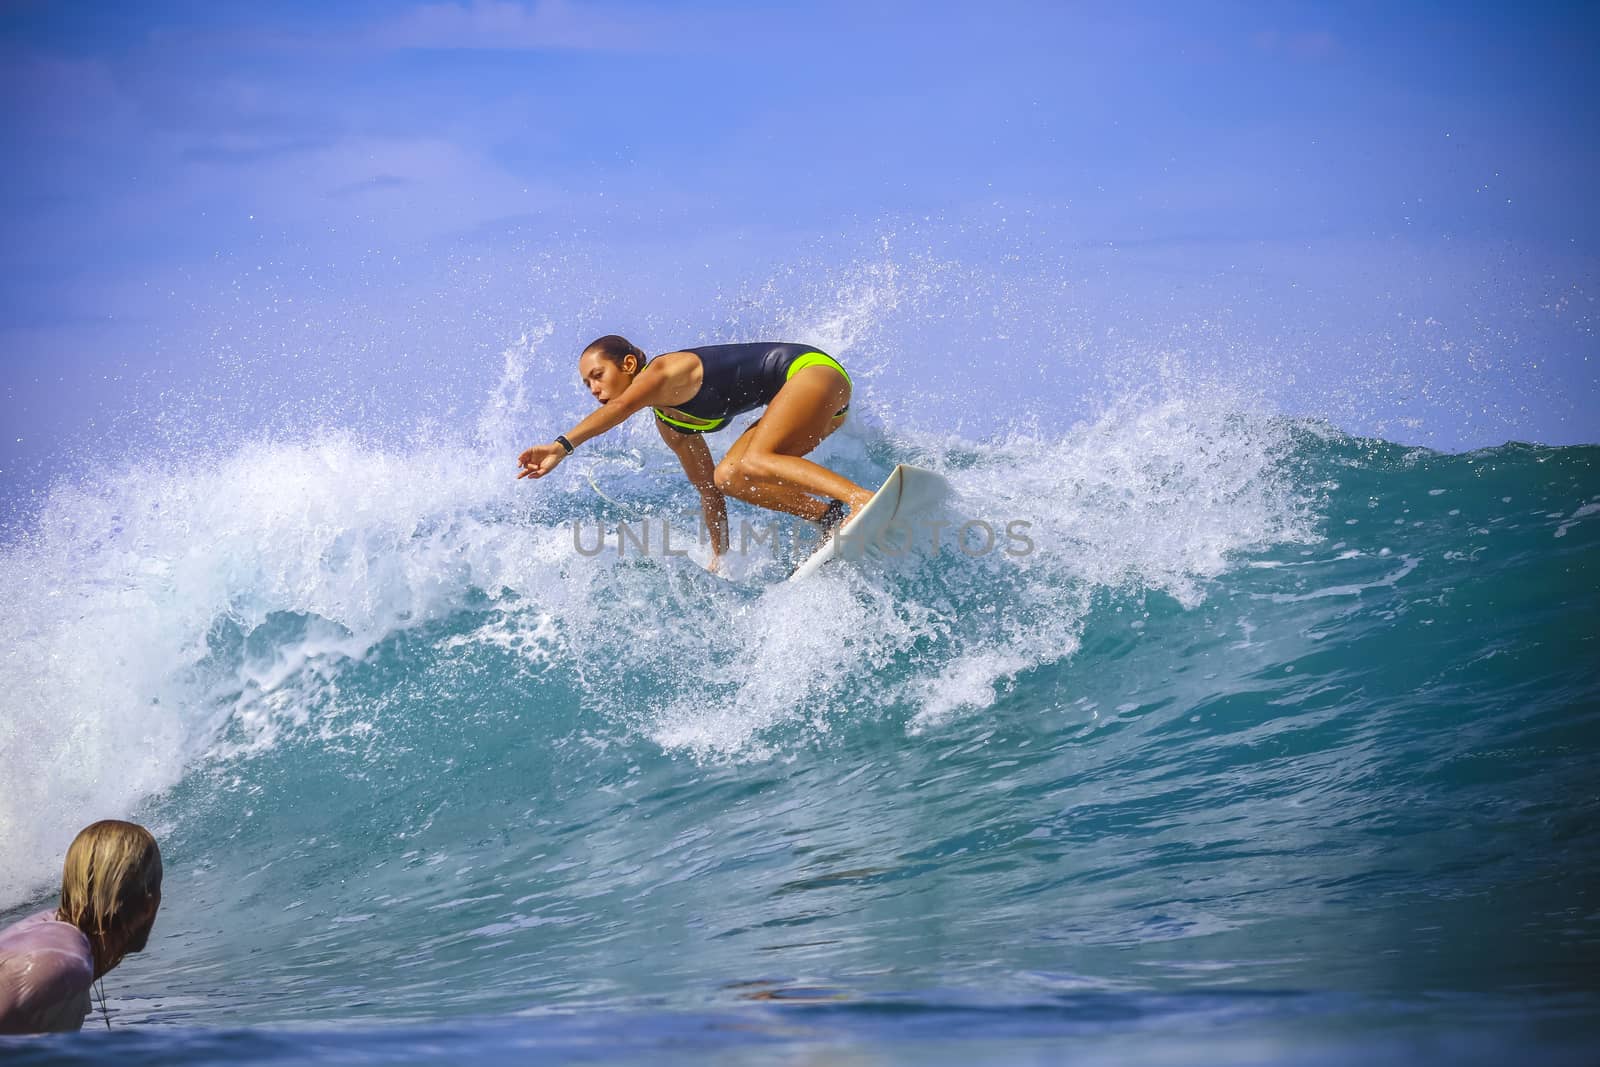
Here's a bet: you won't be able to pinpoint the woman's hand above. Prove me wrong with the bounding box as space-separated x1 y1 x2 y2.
517 443 566 479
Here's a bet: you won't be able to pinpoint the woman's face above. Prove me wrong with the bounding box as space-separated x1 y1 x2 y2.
578 352 635 404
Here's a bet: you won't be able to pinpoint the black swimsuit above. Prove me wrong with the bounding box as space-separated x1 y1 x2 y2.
653 343 851 435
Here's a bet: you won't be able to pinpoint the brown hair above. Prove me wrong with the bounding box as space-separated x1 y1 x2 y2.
582 334 647 371
56 820 162 973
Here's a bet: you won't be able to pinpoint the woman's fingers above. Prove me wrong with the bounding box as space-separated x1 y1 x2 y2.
517 445 557 478
516 441 578 480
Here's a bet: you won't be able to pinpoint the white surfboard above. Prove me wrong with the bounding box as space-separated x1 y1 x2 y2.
788 464 950 582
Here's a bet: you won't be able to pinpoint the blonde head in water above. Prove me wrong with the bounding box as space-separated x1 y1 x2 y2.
56 820 162 979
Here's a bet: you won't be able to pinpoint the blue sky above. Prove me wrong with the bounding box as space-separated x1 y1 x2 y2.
2 0 1597 514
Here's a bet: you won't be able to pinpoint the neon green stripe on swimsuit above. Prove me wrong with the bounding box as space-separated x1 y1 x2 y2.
653 408 727 432
786 351 851 386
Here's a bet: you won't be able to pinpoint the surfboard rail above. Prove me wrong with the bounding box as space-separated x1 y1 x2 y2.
788 464 949 582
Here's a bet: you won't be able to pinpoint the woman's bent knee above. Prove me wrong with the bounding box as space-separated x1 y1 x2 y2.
715 452 789 494
738 452 783 482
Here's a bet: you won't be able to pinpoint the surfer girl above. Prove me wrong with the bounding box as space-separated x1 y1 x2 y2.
518 336 872 569
0 820 162 1034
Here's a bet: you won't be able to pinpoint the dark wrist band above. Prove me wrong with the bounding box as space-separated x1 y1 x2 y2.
555 434 575 455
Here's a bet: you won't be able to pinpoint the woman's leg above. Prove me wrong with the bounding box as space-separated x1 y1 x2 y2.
713 413 850 520
713 366 870 517
714 422 818 519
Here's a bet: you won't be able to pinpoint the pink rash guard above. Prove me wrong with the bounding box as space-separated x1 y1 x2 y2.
0 909 94 1034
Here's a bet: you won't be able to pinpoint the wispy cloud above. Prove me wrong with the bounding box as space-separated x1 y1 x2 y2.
192 134 573 244
371 0 651 52
182 134 339 165
326 174 414 200
1251 29 1340 60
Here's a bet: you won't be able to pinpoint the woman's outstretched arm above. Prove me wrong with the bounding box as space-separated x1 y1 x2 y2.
518 362 676 479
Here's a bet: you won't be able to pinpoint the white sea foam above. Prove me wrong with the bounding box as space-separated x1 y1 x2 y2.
634 388 1315 749
0 305 1315 907
0 428 548 906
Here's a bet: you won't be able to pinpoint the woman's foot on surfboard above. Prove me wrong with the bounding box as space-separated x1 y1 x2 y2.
788 501 849 579
818 499 848 537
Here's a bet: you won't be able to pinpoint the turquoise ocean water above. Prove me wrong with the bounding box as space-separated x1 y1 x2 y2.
1 380 1596 1063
